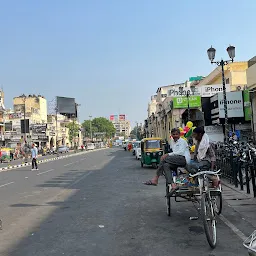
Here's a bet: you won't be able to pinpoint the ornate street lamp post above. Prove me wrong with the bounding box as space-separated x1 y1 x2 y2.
207 45 235 141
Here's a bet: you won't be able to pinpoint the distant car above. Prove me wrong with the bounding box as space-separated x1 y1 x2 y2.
132 141 141 155
133 141 141 159
58 146 69 153
87 143 95 150
135 147 141 160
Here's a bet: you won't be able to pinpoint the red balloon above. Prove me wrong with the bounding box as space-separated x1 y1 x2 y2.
183 126 189 132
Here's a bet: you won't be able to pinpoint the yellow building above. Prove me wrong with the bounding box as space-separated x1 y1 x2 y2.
247 57 256 139
198 61 248 91
13 94 47 123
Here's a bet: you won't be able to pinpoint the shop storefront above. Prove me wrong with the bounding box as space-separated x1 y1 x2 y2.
172 95 203 127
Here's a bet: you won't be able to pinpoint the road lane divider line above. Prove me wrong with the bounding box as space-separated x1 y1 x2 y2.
219 214 247 241
0 181 15 188
64 162 75 167
37 169 54 176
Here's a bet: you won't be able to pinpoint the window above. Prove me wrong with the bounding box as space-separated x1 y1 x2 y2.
161 94 167 98
226 78 229 84
146 140 161 149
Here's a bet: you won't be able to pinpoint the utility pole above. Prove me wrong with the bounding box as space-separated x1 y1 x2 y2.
72 114 76 151
136 122 138 140
22 95 26 143
55 105 58 155
89 115 92 141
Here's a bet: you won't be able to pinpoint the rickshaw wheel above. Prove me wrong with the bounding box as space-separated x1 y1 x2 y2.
166 184 171 216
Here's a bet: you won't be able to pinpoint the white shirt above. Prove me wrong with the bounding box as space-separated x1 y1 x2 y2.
168 138 191 164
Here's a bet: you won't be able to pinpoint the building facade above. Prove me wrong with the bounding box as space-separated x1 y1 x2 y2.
13 94 47 124
246 56 256 139
110 115 131 138
197 61 248 91
144 80 204 141
144 64 250 142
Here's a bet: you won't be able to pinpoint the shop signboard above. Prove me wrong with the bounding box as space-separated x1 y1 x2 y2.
218 91 244 118
9 113 23 119
119 114 126 121
37 135 48 141
243 90 252 121
200 84 231 97
173 96 201 109
31 124 47 134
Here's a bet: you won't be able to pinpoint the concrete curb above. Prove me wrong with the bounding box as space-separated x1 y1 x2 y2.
221 178 255 199
0 148 108 173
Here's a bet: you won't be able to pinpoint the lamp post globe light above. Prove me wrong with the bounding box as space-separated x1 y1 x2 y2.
207 45 236 142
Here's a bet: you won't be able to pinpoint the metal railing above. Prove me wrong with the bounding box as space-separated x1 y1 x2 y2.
215 142 256 197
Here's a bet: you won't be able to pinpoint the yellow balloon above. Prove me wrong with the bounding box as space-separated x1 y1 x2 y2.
192 126 196 131
179 127 183 132
186 121 193 129
181 136 187 141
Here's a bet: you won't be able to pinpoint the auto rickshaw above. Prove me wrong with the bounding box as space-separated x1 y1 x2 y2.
140 138 163 168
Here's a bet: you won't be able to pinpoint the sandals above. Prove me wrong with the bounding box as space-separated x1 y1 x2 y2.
143 180 157 186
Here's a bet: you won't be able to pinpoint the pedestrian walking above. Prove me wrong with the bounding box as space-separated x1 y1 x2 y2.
31 143 38 171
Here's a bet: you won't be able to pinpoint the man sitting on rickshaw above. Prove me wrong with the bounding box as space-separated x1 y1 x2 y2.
189 127 219 187
144 128 191 193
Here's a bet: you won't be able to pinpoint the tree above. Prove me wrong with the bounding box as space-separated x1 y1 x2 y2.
82 117 115 139
130 126 143 140
92 117 115 138
66 122 80 143
82 120 97 137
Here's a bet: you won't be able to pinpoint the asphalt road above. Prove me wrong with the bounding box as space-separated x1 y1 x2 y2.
0 148 252 256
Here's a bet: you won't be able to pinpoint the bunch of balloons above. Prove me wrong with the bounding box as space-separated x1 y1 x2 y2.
177 121 196 141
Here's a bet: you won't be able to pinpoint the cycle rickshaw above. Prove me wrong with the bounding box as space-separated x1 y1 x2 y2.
165 167 222 248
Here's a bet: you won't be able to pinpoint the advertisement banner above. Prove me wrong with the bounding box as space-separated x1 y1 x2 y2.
218 91 244 118
9 113 23 119
31 124 47 134
200 84 231 97
243 90 252 121
173 96 201 109
119 114 126 121
110 115 114 121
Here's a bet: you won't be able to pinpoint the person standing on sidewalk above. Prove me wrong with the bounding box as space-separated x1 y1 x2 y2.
31 143 38 171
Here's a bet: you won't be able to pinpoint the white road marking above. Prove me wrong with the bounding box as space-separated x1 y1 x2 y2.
37 169 54 176
68 171 92 187
0 182 15 188
64 162 75 167
219 214 247 241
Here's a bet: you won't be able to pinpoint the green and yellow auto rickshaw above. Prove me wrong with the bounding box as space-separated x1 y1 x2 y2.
140 138 164 168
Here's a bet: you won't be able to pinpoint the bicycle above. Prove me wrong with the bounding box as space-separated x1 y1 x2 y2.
166 168 221 248
243 230 256 255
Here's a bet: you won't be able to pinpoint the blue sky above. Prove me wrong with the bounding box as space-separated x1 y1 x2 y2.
0 0 255 127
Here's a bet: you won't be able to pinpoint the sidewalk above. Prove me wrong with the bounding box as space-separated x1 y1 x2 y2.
222 179 256 229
